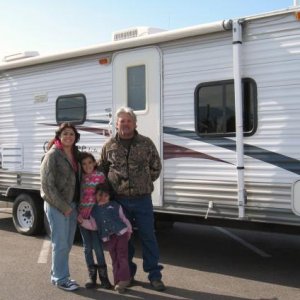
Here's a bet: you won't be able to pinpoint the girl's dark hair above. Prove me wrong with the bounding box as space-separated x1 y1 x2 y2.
80 152 96 164
95 182 111 195
55 122 80 144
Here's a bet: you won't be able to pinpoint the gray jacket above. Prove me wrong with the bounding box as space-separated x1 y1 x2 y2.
40 145 80 214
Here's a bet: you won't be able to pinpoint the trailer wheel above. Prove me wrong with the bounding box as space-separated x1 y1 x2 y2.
12 194 44 235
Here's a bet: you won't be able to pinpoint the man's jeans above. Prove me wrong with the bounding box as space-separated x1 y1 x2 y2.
44 201 78 285
79 225 106 267
116 195 163 281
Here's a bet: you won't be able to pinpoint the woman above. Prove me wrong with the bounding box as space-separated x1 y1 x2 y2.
40 122 81 291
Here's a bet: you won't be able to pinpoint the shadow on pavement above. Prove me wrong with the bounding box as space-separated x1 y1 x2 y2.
133 222 300 290
74 282 256 300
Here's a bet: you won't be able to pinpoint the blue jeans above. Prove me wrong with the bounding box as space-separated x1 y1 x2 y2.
116 195 163 281
79 225 106 267
44 201 78 285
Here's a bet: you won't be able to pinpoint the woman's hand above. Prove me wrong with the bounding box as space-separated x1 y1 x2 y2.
64 207 72 217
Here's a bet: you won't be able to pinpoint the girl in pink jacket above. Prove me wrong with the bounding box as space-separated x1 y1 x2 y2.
78 152 112 289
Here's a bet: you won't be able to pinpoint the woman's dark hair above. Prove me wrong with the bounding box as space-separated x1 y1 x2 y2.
80 152 96 164
55 122 80 144
47 122 80 150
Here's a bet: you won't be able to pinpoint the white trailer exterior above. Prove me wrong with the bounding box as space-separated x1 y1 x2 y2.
1 7 300 235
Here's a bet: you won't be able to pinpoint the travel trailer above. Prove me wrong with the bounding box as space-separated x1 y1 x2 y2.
1 6 300 235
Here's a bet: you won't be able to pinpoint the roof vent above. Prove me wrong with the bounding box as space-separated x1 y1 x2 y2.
112 27 166 41
3 51 40 62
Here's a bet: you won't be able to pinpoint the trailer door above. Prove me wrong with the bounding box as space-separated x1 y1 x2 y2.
112 47 162 206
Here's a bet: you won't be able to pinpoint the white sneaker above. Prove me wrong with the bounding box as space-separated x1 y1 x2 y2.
69 278 79 286
57 279 79 291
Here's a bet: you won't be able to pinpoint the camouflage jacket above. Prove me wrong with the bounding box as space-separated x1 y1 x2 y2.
99 131 161 197
40 145 81 214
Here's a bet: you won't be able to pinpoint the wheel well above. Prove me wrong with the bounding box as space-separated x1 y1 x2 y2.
7 187 42 201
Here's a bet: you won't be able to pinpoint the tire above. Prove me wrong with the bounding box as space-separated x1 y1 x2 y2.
12 193 44 235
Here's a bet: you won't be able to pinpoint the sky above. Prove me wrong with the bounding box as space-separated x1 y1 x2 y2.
0 0 296 60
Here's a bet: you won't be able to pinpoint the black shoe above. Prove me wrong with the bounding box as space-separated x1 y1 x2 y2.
98 265 113 289
128 277 138 287
150 279 166 291
85 265 97 289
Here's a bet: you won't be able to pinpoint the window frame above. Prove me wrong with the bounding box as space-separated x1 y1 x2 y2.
194 78 257 138
56 93 87 125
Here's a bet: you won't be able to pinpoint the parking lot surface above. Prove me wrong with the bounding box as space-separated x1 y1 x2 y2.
1 207 300 300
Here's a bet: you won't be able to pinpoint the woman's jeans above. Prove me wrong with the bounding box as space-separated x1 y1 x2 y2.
79 225 106 267
44 201 78 285
116 195 163 282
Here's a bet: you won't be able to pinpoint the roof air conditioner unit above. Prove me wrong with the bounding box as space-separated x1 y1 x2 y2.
112 27 166 41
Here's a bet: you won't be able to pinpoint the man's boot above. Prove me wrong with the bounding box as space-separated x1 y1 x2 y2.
85 265 97 289
98 264 113 289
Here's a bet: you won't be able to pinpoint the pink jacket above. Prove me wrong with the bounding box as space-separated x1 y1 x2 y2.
78 170 105 219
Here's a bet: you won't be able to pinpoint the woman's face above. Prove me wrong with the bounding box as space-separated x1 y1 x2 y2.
60 128 76 148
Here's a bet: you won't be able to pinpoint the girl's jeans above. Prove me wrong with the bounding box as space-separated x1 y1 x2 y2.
79 225 106 267
105 233 130 284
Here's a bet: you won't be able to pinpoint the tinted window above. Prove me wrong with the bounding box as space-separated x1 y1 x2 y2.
56 94 86 124
195 78 257 137
127 65 146 111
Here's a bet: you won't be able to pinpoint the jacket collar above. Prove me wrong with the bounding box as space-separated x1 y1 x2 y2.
115 130 139 143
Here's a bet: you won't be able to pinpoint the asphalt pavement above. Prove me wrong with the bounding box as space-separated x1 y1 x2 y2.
1 207 300 300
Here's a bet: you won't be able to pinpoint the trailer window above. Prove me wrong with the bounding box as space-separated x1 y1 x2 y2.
127 65 146 111
195 78 257 137
56 94 86 124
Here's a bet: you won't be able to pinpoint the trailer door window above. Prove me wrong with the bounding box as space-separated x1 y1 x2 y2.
56 94 86 124
127 65 146 111
195 78 257 137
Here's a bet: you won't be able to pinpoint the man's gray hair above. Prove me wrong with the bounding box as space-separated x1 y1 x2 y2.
115 107 137 123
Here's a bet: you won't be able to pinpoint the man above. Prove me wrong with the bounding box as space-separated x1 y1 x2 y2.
99 106 165 291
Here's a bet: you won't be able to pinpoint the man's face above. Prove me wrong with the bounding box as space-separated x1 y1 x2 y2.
116 112 136 139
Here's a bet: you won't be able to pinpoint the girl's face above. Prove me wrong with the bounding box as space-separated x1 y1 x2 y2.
81 157 96 174
60 128 76 148
96 191 110 204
